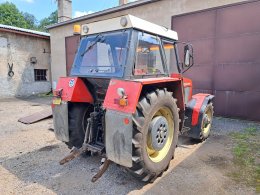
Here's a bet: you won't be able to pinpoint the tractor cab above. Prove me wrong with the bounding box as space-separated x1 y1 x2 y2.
52 15 214 183
70 15 184 80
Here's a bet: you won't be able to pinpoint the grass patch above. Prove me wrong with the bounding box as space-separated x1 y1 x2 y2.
37 91 53 97
229 127 260 192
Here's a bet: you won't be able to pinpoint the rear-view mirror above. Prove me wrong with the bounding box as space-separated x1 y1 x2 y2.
184 45 192 67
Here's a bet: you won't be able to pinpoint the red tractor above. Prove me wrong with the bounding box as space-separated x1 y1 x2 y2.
52 15 214 182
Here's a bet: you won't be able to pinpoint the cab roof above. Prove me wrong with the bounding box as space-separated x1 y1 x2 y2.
81 15 178 40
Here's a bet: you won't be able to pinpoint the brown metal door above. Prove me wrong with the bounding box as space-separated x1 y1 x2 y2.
172 0 260 121
65 35 80 76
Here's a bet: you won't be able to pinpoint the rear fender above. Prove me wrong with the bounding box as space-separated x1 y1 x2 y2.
103 78 184 167
52 77 93 143
53 77 94 103
103 79 142 167
103 79 142 114
184 94 214 139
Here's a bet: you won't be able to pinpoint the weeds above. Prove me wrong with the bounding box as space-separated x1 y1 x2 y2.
37 91 53 97
229 127 260 192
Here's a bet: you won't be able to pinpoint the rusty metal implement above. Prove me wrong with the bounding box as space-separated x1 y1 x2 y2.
59 146 111 182
91 158 111 182
59 147 86 165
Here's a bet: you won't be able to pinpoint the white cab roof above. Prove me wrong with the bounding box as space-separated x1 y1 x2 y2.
81 15 178 40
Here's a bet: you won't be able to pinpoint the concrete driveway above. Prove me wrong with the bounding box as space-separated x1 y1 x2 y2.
0 97 258 195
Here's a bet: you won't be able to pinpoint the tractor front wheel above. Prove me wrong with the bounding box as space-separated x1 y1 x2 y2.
199 102 213 141
129 89 179 182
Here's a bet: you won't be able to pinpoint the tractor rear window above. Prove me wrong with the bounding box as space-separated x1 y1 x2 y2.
70 30 130 78
134 33 165 75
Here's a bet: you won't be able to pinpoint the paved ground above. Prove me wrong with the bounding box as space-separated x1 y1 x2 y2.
0 97 259 195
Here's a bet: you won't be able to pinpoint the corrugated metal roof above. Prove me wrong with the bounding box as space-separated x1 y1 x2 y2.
0 24 50 37
47 0 160 29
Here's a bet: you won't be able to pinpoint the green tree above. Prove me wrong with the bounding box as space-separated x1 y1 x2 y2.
38 10 58 32
0 2 29 28
22 12 38 30
0 2 57 32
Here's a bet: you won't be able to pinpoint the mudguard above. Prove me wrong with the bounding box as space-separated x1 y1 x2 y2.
184 94 214 139
52 77 93 143
103 79 142 113
54 77 94 103
103 78 184 167
52 102 69 142
105 110 133 167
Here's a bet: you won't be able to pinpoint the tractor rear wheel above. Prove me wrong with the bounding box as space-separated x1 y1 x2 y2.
66 103 92 149
129 89 179 182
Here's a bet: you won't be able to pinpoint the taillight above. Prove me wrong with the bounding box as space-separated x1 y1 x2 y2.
119 98 128 106
114 88 128 106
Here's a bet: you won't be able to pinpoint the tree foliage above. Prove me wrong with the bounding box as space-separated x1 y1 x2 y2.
0 2 29 28
0 2 57 32
22 12 38 30
38 11 58 32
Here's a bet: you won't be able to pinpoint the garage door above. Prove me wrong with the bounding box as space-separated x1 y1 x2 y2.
65 35 80 76
172 0 260 121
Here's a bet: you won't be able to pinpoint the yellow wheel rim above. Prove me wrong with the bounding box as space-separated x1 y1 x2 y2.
146 107 174 163
202 106 213 134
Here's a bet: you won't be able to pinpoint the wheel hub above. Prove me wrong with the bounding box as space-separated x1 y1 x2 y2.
148 116 169 151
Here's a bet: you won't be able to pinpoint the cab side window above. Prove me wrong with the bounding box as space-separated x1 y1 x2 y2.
134 33 165 75
162 40 178 73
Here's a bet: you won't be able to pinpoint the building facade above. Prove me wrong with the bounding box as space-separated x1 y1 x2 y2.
47 0 260 121
48 0 250 84
0 24 51 97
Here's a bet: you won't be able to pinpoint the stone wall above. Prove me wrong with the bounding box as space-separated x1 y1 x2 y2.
0 32 51 97
49 0 249 86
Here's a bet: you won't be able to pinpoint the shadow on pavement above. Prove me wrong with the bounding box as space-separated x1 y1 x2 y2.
0 143 143 194
0 135 249 195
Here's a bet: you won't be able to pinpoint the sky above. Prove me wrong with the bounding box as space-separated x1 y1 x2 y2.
0 0 137 21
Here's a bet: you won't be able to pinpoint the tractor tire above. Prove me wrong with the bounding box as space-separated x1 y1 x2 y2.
198 102 214 141
66 102 92 149
128 89 179 182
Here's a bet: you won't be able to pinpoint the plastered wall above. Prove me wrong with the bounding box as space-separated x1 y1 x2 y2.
0 32 51 97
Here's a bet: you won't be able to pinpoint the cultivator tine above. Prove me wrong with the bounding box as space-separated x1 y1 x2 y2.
91 158 111 182
59 147 86 165
60 145 111 182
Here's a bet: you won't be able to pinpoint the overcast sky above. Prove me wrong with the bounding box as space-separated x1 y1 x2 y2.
0 0 137 21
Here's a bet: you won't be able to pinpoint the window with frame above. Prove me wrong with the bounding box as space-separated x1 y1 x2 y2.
134 32 165 75
82 42 115 73
71 30 130 77
34 69 47 81
162 40 179 73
